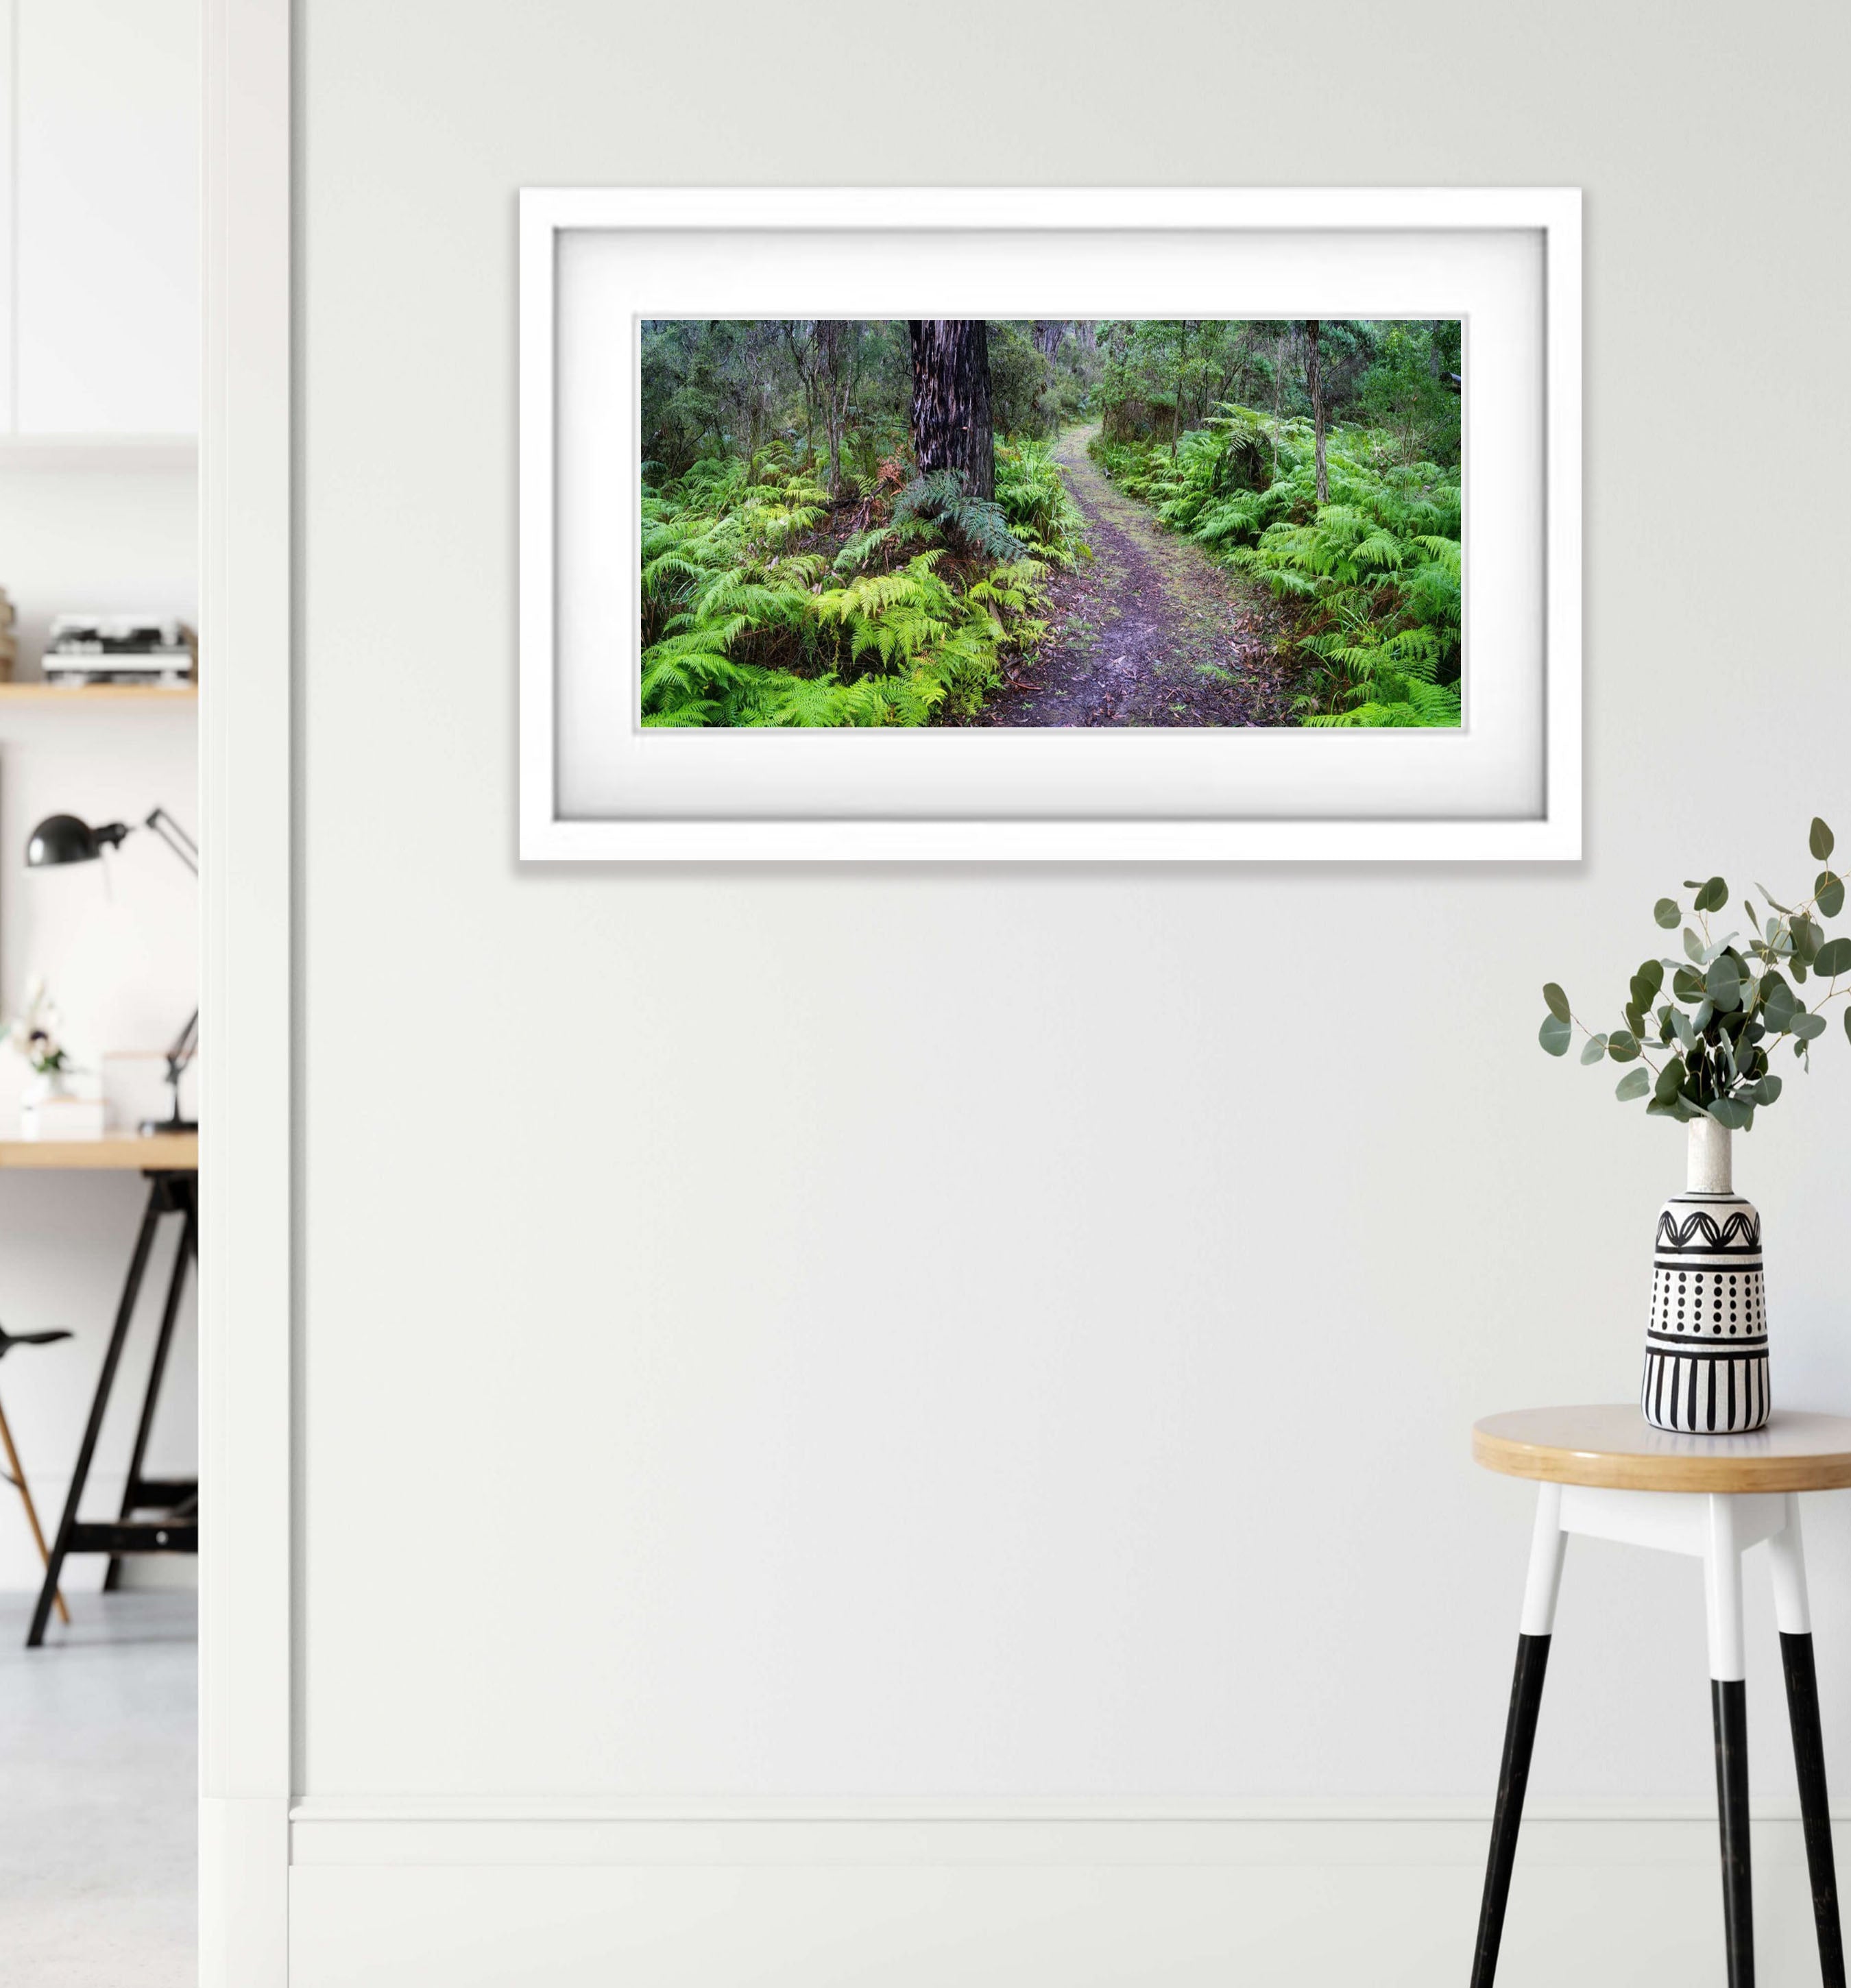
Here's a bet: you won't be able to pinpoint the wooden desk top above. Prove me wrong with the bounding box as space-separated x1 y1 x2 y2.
0 1132 197 1172
1475 1405 1851 1493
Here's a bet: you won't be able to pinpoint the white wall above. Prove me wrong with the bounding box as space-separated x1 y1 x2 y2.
13 0 200 435
0 465 198 1590
294 0 1851 1978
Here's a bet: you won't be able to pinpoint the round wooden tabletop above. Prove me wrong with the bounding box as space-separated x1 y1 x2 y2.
1473 1405 1851 1493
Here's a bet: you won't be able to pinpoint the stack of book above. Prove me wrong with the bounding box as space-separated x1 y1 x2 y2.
42 614 195 688
21 1071 106 1140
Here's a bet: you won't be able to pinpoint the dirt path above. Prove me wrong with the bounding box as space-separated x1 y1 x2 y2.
979 426 1296 728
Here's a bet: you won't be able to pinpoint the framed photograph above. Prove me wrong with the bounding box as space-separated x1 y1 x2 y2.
520 188 1579 862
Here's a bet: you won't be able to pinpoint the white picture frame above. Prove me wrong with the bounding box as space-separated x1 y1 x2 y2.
520 187 1580 862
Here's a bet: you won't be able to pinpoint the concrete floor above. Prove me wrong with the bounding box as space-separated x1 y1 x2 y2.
0 1591 195 1986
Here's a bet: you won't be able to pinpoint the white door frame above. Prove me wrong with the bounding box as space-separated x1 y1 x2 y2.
199 0 292 1978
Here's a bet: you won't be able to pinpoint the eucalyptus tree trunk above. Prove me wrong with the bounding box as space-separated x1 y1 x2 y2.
1032 319 1065 436
1305 317 1329 505
1172 321 1189 458
908 319 994 502
816 319 855 498
1271 328 1285 478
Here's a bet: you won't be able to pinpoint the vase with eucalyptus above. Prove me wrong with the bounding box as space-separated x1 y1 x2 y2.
1540 816 1850 1433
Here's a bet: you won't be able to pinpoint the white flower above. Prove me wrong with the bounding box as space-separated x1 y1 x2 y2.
5 978 66 1071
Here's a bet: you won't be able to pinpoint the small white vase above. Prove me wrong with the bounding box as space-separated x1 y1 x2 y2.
1641 1118 1768 1433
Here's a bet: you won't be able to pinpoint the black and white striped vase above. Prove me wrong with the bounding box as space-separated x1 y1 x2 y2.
1641 1118 1768 1433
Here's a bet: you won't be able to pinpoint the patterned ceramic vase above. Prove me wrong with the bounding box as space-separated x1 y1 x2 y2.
1641 1118 1767 1433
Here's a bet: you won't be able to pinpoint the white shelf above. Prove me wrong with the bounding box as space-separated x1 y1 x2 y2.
0 435 196 471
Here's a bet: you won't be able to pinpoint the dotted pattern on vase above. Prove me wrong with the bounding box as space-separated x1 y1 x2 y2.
1641 1191 1769 1433
1649 1263 1765 1340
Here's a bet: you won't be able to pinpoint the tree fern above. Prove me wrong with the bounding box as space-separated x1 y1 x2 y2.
893 470 1026 561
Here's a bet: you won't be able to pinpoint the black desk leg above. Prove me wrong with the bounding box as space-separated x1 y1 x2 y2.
103 1191 197 1592
1781 1632 1847 1988
26 1177 167 1647
1715 1677 1756 1988
1471 1631 1552 1988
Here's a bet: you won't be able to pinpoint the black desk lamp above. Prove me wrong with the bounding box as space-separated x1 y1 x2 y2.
25 809 198 1135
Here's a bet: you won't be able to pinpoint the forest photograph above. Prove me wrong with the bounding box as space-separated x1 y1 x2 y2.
639 318 1462 730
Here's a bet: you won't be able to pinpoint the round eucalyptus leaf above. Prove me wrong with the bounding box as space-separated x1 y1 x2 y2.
1708 1098 1752 1131
1794 1011 1828 1041
1694 875 1729 914
1654 1060 1686 1104
1654 897 1681 930
1815 936 1851 977
1818 871 1846 919
1606 1030 1639 1063
1812 817 1836 862
1542 982 1571 1022
1539 1014 1572 1056
1614 1067 1651 1102
1581 1034 1610 1065
1706 956 1744 1010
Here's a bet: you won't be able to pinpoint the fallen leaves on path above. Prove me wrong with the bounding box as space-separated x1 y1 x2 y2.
977 430 1298 729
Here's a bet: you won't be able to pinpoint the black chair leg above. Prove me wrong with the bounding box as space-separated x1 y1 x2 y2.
1471 1632 1551 1988
103 1199 195 1591
1714 1677 1755 1988
27 1178 165 1647
1782 1631 1847 1988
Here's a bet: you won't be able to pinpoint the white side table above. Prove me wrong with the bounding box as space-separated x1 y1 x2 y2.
1471 1405 1851 1988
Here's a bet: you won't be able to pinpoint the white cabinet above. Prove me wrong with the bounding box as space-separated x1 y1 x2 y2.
0 13 14 434
11 0 199 437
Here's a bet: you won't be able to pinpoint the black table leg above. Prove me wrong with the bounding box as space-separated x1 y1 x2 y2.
27 1175 168 1647
103 1189 197 1592
1781 1631 1846 1988
1471 1630 1552 1987
1715 1677 1755 1988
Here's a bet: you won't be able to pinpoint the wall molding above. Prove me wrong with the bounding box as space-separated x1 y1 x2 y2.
200 0 291 1981
289 1793 1851 1865
285 1799 1850 1987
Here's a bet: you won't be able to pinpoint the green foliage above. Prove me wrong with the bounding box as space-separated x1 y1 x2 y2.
1540 821 1851 1128
893 470 1026 561
984 322 1056 437
1094 319 1460 469
993 437 1089 566
1090 410 1462 729
638 461 1058 729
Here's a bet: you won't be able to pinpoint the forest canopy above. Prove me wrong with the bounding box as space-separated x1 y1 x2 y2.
638 319 1462 730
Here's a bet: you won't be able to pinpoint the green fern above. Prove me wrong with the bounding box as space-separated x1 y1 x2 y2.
1093 411 1462 729
893 471 1026 561
637 456 1052 729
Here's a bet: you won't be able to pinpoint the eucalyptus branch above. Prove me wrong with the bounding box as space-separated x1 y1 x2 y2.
1541 816 1848 1130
